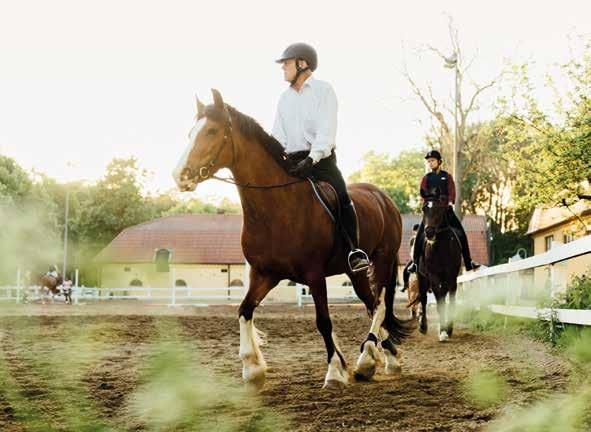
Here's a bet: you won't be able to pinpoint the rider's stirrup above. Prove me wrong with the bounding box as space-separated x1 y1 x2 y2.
348 249 370 273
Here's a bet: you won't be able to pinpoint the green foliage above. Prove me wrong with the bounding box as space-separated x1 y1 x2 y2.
560 271 591 310
504 40 591 209
349 149 425 212
462 369 508 409
0 155 33 204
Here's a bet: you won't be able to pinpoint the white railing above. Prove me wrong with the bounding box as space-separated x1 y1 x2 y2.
0 283 359 306
458 235 591 326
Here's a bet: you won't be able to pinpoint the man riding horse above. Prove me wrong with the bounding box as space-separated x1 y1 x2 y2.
409 150 480 274
272 42 370 273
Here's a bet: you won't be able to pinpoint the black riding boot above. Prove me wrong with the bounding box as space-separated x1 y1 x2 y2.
409 222 424 273
448 208 480 271
341 200 370 273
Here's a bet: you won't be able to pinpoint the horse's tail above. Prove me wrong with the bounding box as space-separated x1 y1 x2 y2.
382 254 416 344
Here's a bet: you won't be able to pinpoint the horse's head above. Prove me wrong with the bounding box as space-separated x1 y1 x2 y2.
173 89 234 192
422 187 449 242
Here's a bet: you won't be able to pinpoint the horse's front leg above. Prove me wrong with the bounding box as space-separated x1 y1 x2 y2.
418 275 428 334
238 270 277 391
309 274 348 391
435 290 449 342
447 284 457 337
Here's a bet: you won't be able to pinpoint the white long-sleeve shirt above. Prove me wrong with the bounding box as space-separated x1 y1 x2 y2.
272 76 338 164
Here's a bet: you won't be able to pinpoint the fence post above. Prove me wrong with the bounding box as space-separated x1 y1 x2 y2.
170 268 177 307
74 269 79 305
296 284 302 307
16 267 21 304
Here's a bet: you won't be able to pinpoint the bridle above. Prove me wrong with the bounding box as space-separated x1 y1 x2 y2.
423 200 451 243
186 108 306 190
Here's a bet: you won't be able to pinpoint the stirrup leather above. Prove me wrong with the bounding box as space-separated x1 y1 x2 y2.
348 249 370 273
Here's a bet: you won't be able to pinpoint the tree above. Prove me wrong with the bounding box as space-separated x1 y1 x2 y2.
505 39 591 211
403 18 500 215
349 149 425 213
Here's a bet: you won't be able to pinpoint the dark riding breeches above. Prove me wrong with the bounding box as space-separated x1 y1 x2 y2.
309 152 360 248
413 207 473 266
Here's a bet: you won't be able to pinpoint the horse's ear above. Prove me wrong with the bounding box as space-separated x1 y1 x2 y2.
211 88 224 110
195 94 205 117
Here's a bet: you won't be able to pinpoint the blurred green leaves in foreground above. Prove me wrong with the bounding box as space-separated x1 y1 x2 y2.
0 317 289 432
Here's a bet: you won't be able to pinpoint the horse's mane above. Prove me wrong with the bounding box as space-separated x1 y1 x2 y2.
204 104 292 172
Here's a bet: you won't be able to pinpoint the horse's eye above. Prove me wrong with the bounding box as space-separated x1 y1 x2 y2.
206 128 217 136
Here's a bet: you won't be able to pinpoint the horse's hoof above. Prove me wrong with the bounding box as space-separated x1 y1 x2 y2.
419 322 428 334
446 327 454 337
243 365 266 392
385 364 402 375
354 364 376 381
323 379 346 391
438 331 449 342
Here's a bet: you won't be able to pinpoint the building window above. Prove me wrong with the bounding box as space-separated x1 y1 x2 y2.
229 279 244 287
342 281 353 286
175 279 187 287
563 233 574 244
130 279 143 287
544 235 554 252
124 266 131 272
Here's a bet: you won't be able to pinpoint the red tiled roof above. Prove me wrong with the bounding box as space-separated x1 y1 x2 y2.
96 213 490 266
95 214 245 264
398 214 490 265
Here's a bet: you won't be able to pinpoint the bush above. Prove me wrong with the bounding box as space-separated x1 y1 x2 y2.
560 270 591 310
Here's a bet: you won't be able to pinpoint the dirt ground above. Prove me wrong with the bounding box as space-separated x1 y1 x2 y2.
0 302 573 431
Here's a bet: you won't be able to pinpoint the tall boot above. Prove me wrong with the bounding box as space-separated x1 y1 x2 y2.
455 230 480 271
448 208 480 271
341 201 370 273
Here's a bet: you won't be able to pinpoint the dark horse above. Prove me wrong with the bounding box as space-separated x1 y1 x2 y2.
173 89 414 390
416 190 462 341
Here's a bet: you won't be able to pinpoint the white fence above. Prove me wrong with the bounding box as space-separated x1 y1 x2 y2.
458 235 591 326
0 283 358 307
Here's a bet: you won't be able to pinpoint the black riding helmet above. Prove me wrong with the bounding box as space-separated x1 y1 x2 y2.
275 43 318 85
425 150 442 161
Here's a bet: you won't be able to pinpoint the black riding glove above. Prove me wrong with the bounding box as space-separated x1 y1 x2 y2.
290 157 314 178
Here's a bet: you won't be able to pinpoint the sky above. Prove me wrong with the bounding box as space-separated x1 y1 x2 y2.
0 0 589 203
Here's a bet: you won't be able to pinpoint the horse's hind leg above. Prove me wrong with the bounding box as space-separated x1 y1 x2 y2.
238 269 278 391
355 253 400 380
309 273 348 391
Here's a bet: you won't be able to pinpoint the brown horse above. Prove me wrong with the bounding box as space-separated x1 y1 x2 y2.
39 273 63 303
416 193 462 342
173 89 414 390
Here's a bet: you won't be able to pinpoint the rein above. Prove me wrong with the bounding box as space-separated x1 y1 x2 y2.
195 109 306 190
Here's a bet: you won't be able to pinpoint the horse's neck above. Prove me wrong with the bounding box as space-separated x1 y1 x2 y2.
230 133 297 221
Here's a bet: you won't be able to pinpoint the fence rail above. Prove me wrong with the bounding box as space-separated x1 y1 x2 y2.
0 283 359 307
458 234 591 326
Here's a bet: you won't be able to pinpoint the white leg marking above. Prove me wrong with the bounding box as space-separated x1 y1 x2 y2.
355 289 386 380
239 316 267 389
379 329 402 375
437 323 449 342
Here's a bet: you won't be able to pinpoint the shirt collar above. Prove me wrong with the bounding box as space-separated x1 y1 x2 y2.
291 75 315 93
